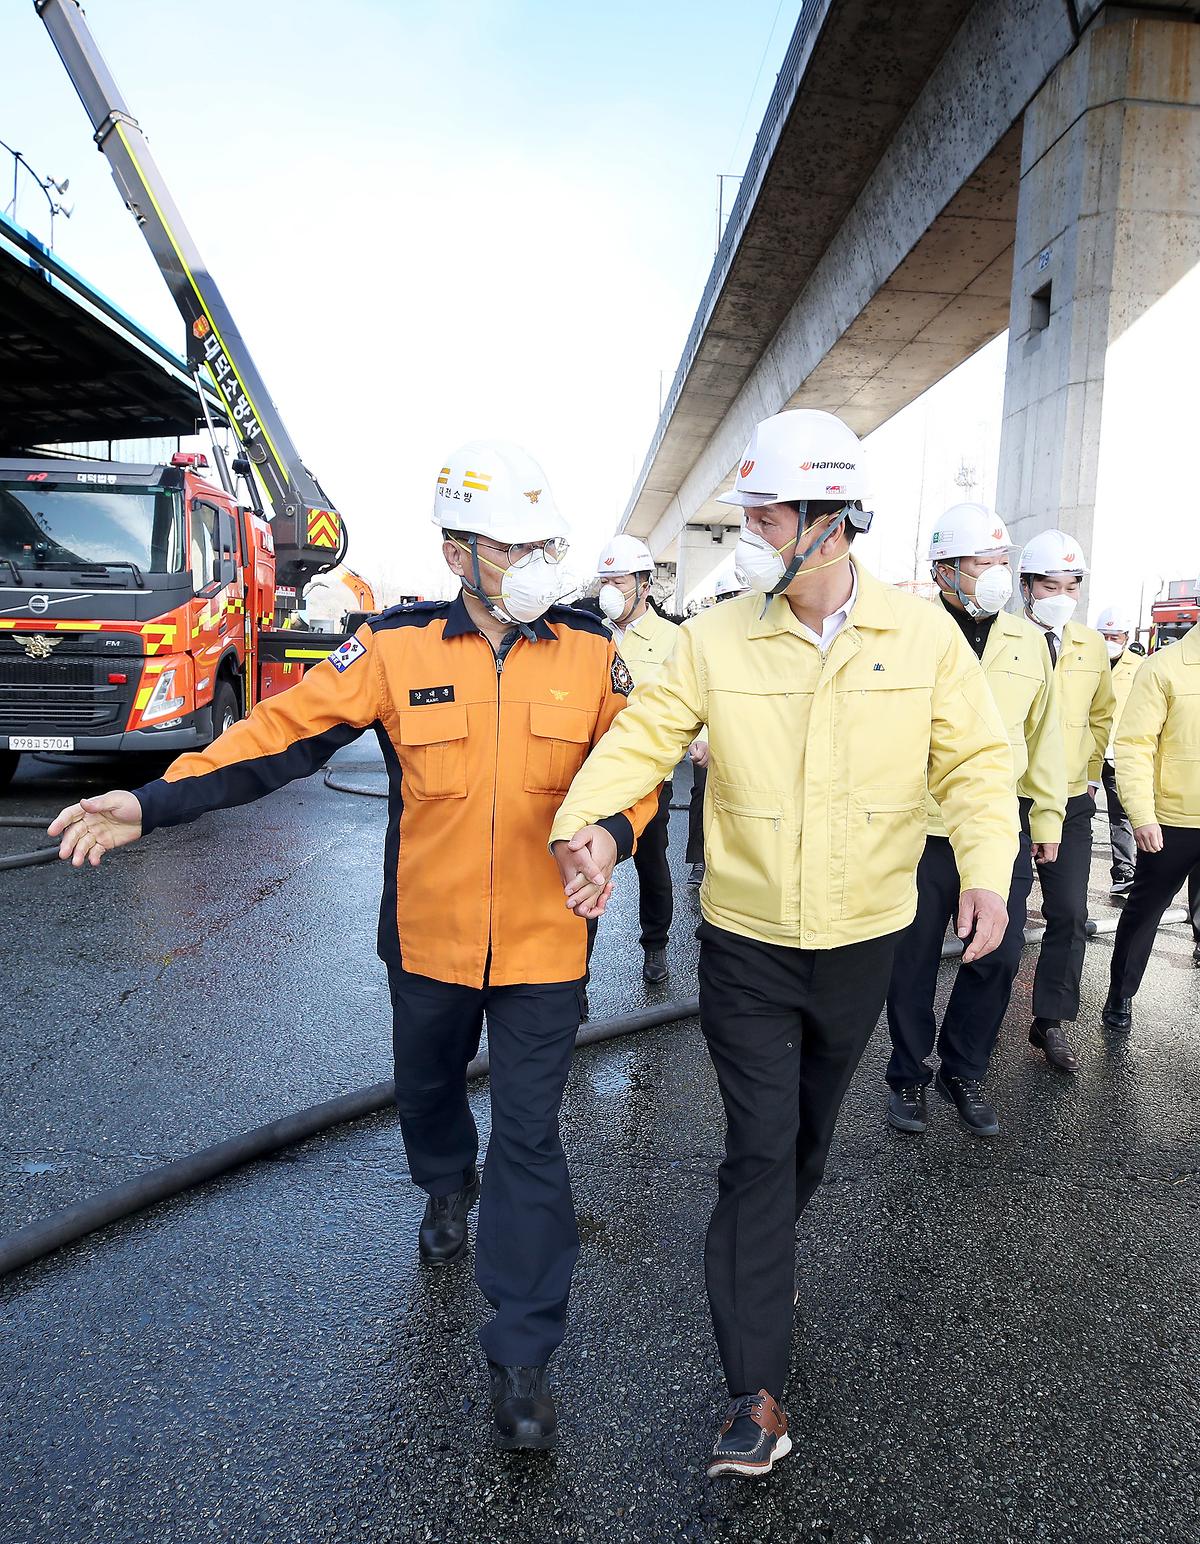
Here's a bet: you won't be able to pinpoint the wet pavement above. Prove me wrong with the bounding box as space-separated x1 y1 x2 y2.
2 742 1198 1543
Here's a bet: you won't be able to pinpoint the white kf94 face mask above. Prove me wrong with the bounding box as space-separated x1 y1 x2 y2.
1029 592 1076 631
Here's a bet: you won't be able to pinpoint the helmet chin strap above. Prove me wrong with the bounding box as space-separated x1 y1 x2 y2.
456 535 537 642
769 503 851 597
939 559 984 619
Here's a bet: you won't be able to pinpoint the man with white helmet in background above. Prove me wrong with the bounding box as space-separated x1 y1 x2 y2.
1095 606 1143 897
685 571 747 887
1018 531 1116 1073
49 439 658 1453
885 505 1064 1138
548 409 1017 1480
1103 587 1200 1033
591 533 680 983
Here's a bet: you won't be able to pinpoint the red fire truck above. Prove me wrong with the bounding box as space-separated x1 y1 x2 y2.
0 0 361 790
1150 579 1199 650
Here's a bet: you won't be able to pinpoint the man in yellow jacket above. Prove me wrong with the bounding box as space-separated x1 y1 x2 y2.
1018 531 1116 1073
885 505 1065 1138
1102 615 1200 1029
592 534 681 983
548 410 1018 1481
1095 607 1144 896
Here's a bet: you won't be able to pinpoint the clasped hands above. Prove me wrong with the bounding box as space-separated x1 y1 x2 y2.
552 826 619 920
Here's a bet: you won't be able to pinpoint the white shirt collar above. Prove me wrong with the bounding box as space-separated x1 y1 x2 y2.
793 564 858 651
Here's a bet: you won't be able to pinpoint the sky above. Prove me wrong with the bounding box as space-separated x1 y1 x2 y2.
3 0 1008 606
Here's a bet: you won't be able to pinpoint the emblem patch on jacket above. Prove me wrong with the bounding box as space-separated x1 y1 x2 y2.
610 656 634 697
409 685 455 705
328 636 366 673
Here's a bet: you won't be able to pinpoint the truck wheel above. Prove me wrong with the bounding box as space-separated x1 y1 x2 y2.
0 751 18 793
211 681 239 741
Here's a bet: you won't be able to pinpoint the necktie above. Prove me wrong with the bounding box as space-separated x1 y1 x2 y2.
1046 632 1059 666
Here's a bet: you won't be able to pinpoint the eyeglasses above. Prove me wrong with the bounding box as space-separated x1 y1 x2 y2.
476 536 569 569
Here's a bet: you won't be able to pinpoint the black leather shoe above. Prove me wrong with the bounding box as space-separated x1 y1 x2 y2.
886 1084 928 1134
707 1389 792 1479
1029 1018 1078 1073
487 1362 557 1450
1102 995 1132 1032
1193 944 1200 968
418 1168 480 1265
687 862 706 887
934 1072 999 1137
643 947 669 984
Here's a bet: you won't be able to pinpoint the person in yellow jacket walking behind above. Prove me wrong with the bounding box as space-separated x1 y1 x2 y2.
547 410 1019 1480
885 505 1065 1138
592 534 680 984
1019 531 1115 1073
1095 607 1144 896
48 440 658 1453
1102 609 1200 1031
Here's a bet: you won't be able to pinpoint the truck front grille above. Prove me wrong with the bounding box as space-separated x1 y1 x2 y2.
0 646 139 734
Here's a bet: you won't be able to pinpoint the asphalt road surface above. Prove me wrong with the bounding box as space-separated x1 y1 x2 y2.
2 742 1198 1544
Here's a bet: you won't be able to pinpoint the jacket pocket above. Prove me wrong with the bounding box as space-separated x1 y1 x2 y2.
708 786 785 925
844 784 926 920
525 701 591 795
396 703 469 800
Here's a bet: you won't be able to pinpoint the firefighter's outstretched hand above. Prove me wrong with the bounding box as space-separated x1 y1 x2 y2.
48 791 143 868
956 888 1008 964
554 826 618 918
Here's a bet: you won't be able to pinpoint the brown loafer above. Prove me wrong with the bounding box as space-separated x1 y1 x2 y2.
1030 1018 1078 1074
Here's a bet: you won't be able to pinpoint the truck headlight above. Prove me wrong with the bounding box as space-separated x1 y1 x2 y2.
142 665 186 722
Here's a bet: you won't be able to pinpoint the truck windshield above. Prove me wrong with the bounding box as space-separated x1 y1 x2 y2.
0 482 185 575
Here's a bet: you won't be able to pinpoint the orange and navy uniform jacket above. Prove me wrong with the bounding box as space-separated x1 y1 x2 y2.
131 595 658 988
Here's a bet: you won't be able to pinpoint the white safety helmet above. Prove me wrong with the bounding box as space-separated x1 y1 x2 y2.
715 571 744 598
1095 605 1134 636
717 409 870 511
928 504 1012 562
596 534 654 577
1018 529 1089 577
432 439 568 543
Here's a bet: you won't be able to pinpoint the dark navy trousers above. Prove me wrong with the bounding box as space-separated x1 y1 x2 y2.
387 963 583 1368
886 812 1034 1087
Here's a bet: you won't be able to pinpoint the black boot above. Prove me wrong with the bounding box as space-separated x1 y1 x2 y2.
1101 995 1132 1032
885 1084 928 1134
418 1168 480 1265
934 1072 999 1137
642 947 669 984
487 1362 557 1451
687 862 706 887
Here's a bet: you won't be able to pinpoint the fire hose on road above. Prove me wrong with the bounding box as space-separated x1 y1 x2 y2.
0 904 1190 1280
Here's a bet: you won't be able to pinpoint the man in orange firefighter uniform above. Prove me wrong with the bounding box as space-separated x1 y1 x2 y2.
49 440 657 1453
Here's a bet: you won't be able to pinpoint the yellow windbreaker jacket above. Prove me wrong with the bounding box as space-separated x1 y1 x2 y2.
551 560 1019 951
1052 620 1116 795
611 605 680 691
1115 624 1200 829
1105 647 1142 758
928 606 1065 845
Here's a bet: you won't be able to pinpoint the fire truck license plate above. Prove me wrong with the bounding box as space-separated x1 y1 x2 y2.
10 736 74 752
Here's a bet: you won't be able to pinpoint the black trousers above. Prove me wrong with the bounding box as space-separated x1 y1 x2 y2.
686 761 707 865
1109 825 1200 999
633 782 675 950
1032 791 1095 1023
387 963 583 1368
1101 759 1137 881
885 817 1034 1087
697 921 897 1402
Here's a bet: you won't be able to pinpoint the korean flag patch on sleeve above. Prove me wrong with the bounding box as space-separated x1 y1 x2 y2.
610 654 634 698
328 635 366 673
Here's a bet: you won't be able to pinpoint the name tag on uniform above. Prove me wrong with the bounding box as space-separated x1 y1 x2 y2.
410 685 455 706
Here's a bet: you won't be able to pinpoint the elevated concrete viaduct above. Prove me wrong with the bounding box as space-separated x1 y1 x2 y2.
626 0 1200 614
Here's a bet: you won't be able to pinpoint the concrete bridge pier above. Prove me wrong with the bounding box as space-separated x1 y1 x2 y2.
997 15 1200 618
